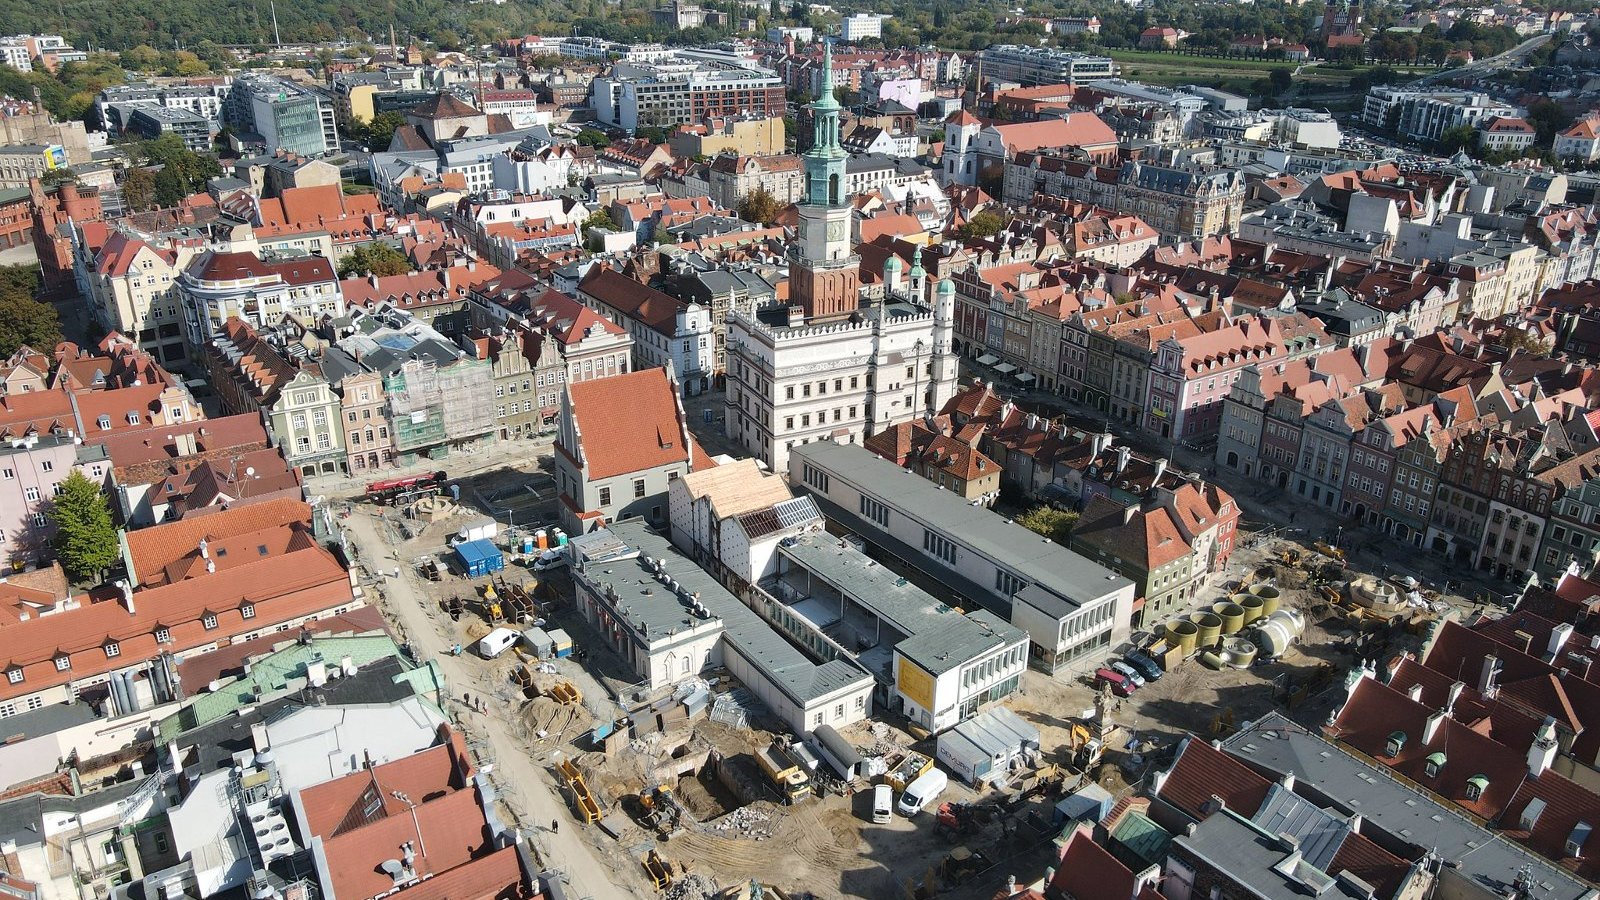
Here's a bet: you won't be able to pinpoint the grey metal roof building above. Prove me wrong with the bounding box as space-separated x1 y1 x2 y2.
1220 713 1595 900
1172 808 1379 900
569 521 875 735
789 441 1134 677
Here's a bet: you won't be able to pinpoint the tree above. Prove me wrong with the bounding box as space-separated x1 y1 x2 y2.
1500 327 1552 357
736 185 782 226
1268 67 1293 94
338 243 414 278
0 265 59 359
363 111 407 149
120 44 161 70
50 470 119 584
576 128 611 148
153 166 188 209
1016 506 1079 545
1437 125 1479 154
956 210 1004 239
583 209 618 232
121 167 156 212
635 125 668 144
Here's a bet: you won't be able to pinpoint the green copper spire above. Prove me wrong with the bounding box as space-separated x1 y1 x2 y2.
803 35 847 205
909 242 925 278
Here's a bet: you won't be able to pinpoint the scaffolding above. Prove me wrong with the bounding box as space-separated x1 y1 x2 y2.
385 357 496 454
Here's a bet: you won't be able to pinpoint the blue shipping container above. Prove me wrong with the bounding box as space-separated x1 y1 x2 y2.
455 539 505 578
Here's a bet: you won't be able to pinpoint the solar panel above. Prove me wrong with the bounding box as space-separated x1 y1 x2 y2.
772 496 821 530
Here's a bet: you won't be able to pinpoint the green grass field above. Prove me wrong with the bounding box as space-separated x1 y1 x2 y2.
1105 48 1441 93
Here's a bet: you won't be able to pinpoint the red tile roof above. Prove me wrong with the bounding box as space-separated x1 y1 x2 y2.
124 498 311 587
319 786 491 900
1048 828 1136 900
0 540 353 703
298 730 474 837
1327 831 1412 900
1156 736 1271 821
563 368 691 480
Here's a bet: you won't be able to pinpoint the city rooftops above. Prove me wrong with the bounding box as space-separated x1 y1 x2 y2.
790 441 1133 609
1175 808 1377 900
778 531 1025 677
1220 712 1593 900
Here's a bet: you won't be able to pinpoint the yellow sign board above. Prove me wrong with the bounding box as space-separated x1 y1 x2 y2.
896 658 935 710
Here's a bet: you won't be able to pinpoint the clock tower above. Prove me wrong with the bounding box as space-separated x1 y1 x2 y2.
791 39 860 322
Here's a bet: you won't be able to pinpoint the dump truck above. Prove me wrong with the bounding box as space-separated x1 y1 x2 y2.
755 743 811 804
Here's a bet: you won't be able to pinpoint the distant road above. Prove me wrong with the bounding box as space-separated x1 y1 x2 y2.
1407 33 1552 87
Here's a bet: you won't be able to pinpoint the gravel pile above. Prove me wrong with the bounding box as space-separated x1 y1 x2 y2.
707 806 774 840
662 874 720 900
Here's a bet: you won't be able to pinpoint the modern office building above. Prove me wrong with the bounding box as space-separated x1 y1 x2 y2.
227 74 339 157
975 45 1117 88
589 56 785 131
126 106 212 152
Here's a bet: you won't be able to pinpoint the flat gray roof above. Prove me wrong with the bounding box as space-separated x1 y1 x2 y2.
1176 808 1371 900
1221 712 1593 900
779 531 1026 676
791 442 1133 609
587 522 873 707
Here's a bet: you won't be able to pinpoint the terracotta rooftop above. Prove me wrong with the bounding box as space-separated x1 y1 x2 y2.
563 368 692 481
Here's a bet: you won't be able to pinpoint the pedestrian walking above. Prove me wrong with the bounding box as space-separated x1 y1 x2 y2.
550 819 559 834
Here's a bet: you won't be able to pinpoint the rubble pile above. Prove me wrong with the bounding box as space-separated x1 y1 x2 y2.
707 806 774 840
662 874 720 900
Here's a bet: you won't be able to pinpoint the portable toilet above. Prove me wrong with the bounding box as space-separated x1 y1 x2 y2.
536 529 548 551
554 529 568 547
548 628 573 658
522 627 554 659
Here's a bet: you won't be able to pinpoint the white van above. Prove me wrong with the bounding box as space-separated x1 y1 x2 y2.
477 627 520 659
897 768 948 817
871 784 894 824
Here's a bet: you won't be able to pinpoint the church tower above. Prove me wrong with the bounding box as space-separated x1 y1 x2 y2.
790 39 860 322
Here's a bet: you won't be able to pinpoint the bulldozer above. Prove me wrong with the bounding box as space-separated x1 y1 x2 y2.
940 846 991 886
636 784 683 836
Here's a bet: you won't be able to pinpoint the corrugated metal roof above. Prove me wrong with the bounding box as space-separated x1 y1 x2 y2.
1250 782 1350 870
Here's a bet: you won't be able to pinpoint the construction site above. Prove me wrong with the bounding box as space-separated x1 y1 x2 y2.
385 355 498 459
330 445 1492 900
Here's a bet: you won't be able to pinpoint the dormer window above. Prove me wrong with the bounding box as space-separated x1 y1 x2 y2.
96 415 110 430
53 654 70 672
154 626 171 644
5 667 21 684
1425 752 1446 778
104 641 120 659
1465 774 1489 802
125 412 140 426
202 613 218 630
1385 730 1406 757
1568 822 1592 858
241 603 255 620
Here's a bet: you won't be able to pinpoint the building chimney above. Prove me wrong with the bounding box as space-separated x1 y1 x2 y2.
1549 622 1575 660
1116 445 1132 474
1153 458 1168 483
1529 716 1559 777
117 579 135 615
1423 710 1446 744
1479 655 1503 698
1446 681 1465 713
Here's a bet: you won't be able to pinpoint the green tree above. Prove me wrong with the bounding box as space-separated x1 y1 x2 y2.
120 44 161 70
956 210 1005 239
736 185 782 226
121 167 157 212
1438 124 1479 154
153 166 188 208
0 265 58 359
338 243 415 278
1016 506 1079 545
576 128 611 148
1268 67 1293 94
363 111 407 149
635 125 669 144
583 209 619 231
49 470 119 585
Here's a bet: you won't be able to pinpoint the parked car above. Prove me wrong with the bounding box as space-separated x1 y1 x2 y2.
1094 667 1135 697
1125 651 1163 682
1109 660 1146 687
531 549 568 572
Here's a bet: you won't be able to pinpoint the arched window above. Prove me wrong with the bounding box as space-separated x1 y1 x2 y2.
829 173 840 205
